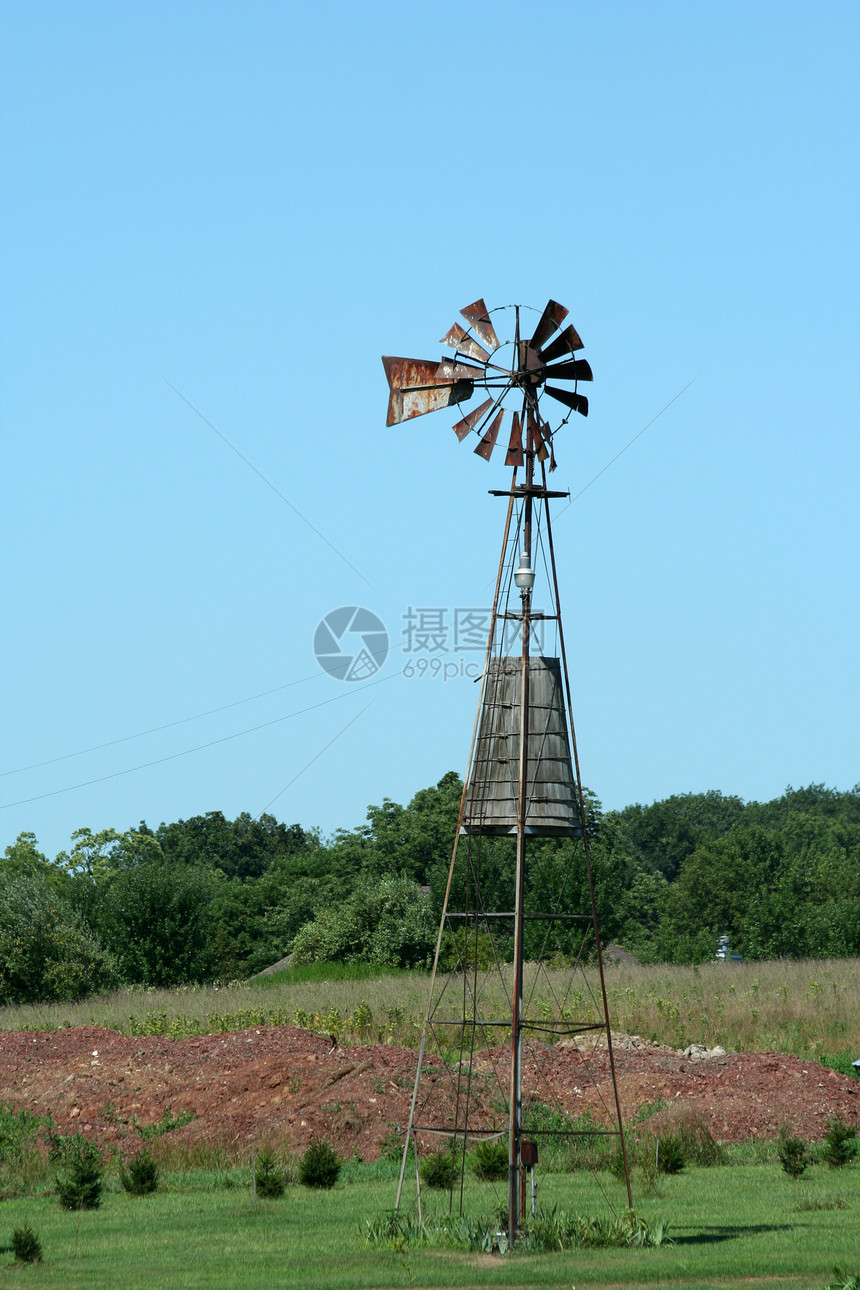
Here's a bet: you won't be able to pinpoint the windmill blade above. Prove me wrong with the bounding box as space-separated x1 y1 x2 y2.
505 411 524 466
541 357 593 383
440 323 490 364
383 356 475 426
460 299 500 352
452 397 493 443
474 408 505 462
544 385 589 417
539 322 584 363
527 409 550 463
435 358 486 382
529 299 569 351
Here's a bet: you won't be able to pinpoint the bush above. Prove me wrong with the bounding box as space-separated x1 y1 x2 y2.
419 1147 456 1190
469 1138 508 1182
254 1148 285 1198
656 1133 686 1175
820 1115 858 1169
677 1117 726 1166
120 1147 159 1195
52 1133 103 1210
11 1221 42 1263
777 1127 812 1180
298 1139 340 1189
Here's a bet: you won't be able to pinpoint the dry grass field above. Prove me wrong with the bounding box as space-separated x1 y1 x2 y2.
2 957 857 1058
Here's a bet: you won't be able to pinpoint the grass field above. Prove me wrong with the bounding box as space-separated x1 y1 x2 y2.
2 959 858 1287
2 958 858 1060
1 1161 858 1289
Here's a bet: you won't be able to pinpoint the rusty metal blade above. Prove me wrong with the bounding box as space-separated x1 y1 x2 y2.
474 408 504 461
382 356 474 425
452 397 493 443
530 299 568 351
460 299 500 352
542 358 593 383
440 323 490 364
544 385 589 417
527 409 550 462
539 322 584 363
435 358 485 382
505 411 524 466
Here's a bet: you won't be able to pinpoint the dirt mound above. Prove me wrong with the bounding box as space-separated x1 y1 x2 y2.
1 1026 857 1158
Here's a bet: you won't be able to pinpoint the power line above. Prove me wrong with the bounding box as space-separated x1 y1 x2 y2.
0 673 323 779
0 672 399 811
257 702 375 817
163 379 376 589
555 376 698 520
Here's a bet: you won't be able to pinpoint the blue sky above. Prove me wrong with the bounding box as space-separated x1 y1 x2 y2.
2 0 858 861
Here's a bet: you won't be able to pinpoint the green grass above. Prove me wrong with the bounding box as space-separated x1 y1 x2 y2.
0 1163 857 1288
253 961 421 987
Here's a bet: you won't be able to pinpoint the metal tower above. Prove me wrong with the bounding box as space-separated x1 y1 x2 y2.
383 299 632 1243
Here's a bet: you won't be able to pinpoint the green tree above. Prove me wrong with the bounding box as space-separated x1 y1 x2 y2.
92 862 217 986
607 791 745 882
2 833 68 893
291 874 436 968
0 875 118 1003
654 825 785 962
150 811 314 880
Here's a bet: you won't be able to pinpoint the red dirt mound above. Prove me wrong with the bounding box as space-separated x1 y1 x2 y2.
0 1026 856 1158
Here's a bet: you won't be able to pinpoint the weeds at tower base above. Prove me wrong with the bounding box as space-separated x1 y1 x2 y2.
362 1206 671 1252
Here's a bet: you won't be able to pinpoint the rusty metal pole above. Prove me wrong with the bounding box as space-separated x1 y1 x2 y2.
509 426 534 1245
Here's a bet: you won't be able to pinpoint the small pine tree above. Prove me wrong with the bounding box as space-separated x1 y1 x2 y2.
53 1134 103 1210
298 1140 341 1189
819 1115 858 1169
469 1139 508 1182
419 1147 456 1190
254 1148 285 1198
777 1128 812 1180
656 1133 686 1175
120 1147 159 1195
11 1221 42 1263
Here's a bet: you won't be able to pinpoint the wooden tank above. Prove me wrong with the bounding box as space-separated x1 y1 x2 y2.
462 656 582 836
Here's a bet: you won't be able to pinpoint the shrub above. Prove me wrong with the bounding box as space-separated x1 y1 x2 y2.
469 1138 508 1182
11 1221 42 1263
120 1147 159 1195
656 1133 686 1175
298 1139 340 1189
820 1115 858 1169
254 1148 285 1198
0 1100 53 1195
677 1117 726 1166
777 1127 812 1180
52 1133 103 1210
419 1147 456 1190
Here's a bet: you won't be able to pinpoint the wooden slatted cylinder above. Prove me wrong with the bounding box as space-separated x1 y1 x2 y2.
462 656 582 836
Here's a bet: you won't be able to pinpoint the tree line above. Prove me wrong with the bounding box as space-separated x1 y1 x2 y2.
1 778 858 1004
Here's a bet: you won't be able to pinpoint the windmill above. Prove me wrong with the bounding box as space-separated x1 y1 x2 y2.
383 299 632 1244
